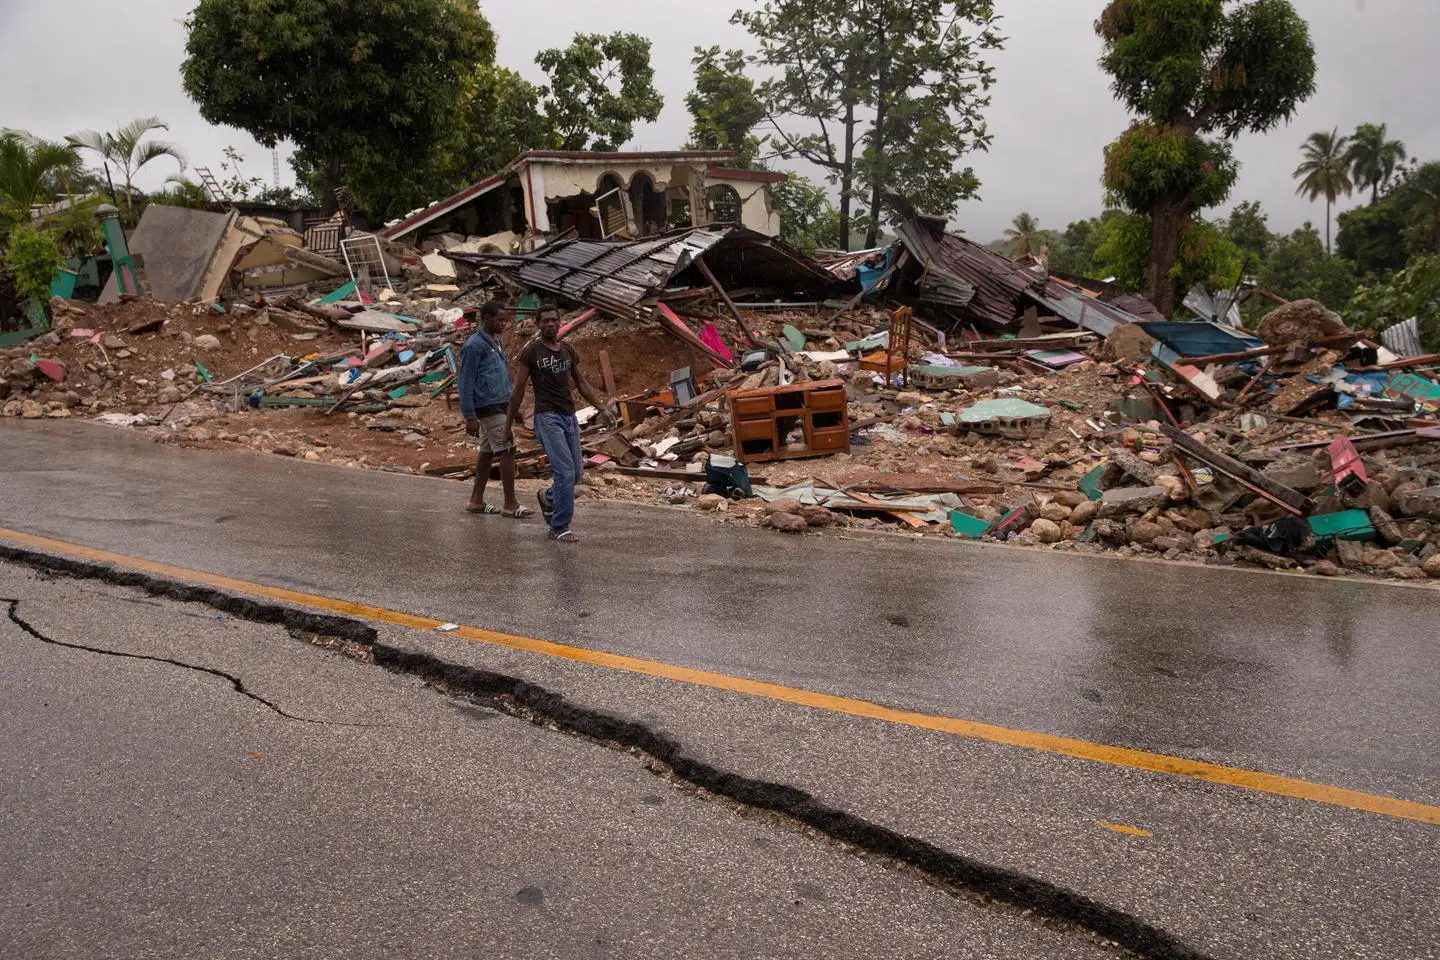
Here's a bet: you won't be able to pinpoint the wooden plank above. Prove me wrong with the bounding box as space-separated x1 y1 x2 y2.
1161 423 1313 513
598 349 617 396
830 487 930 527
695 257 758 347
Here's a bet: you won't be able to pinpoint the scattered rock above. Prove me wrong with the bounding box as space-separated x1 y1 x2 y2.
1069 499 1098 525
696 494 726 511
20 399 43 419
1111 448 1158 484
764 511 809 534
1422 554 1440 579
1039 502 1071 523
1361 548 1399 571
765 498 804 515
193 334 222 351
1030 518 1062 543
1311 560 1341 577
1128 520 1164 545
1098 485 1170 518
1368 507 1404 546
1256 299 1348 345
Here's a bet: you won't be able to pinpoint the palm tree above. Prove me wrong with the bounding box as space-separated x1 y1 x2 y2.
0 129 83 224
67 116 185 214
1346 123 1407 205
1293 129 1353 256
1002 212 1045 259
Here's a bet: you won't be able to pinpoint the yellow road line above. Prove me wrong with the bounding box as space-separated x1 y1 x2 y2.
3 525 1437 826
1098 821 1154 837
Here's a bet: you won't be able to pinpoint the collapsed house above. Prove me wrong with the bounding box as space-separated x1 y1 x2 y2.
380 150 789 253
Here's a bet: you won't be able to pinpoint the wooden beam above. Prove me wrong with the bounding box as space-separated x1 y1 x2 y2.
598 349 617 396
694 257 758 347
1161 423 1314 513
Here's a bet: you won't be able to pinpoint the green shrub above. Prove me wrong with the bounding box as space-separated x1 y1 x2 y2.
2 223 62 303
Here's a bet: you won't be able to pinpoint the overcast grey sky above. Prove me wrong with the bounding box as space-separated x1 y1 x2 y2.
3 0 1437 241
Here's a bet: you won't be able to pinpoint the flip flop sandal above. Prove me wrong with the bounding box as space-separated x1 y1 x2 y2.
504 505 535 519
548 529 579 543
466 504 501 515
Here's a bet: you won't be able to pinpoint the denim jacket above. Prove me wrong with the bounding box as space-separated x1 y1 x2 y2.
458 328 513 419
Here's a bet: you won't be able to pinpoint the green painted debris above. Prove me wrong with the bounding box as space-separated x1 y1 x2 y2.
1076 522 1098 544
387 385 410 400
419 371 449 384
516 291 541 318
846 330 890 352
319 280 357 304
782 325 807 352
948 511 991 538
259 396 335 408
939 411 957 427
958 398 1050 423
1307 509 1376 544
1079 464 1106 501
193 361 213 383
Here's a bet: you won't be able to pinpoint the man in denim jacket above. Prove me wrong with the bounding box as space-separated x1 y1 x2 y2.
459 301 532 518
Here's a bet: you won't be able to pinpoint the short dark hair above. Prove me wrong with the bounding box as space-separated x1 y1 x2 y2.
538 305 560 320
480 300 505 319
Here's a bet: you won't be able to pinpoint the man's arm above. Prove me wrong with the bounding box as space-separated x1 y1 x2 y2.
506 363 531 429
570 351 614 425
457 340 479 429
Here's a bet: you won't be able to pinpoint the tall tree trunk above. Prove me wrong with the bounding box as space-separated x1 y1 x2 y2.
865 96 888 249
838 102 856 251
1147 198 1187 319
1324 197 1332 257
865 47 890 249
322 155 341 216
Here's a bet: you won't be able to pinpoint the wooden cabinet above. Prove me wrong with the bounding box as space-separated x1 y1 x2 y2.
726 378 851 463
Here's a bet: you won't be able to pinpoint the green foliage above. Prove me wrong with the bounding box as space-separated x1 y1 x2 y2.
771 173 840 254
0 130 83 232
685 47 766 166
1292 127 1352 254
182 0 495 217
1001 212 1044 258
1096 0 1316 314
149 175 213 210
461 65 556 174
1103 121 1238 211
1094 211 1241 293
1346 255 1440 350
736 0 1002 249
535 32 663 152
1225 200 1271 265
1257 223 1357 310
1047 212 1122 277
1346 122 1407 205
2 222 62 302
1336 200 1410 278
67 116 184 214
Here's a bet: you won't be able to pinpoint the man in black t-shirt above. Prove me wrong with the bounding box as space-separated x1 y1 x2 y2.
508 305 614 542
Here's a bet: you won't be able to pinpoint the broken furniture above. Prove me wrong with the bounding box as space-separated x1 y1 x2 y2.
728 378 850 462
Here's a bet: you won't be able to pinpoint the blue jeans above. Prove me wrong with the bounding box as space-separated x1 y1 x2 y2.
535 412 583 531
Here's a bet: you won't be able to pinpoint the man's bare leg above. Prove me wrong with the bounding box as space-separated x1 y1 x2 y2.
468 451 494 509
499 449 519 514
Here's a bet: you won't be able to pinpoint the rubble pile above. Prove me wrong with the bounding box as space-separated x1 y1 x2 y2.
8 192 1439 585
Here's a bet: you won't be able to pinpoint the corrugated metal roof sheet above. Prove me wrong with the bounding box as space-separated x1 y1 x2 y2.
895 218 1146 334
450 231 724 318
447 227 836 318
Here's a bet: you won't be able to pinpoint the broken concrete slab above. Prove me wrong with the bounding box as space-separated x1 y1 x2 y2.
1098 485 1170 518
99 205 236 304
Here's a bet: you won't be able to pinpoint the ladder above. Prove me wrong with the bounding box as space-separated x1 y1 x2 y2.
193 167 231 209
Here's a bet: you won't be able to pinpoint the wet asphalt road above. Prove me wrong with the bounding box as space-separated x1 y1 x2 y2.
1 420 1436 796
1 419 1437 959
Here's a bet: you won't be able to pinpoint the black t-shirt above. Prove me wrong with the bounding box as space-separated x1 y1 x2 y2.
518 340 579 415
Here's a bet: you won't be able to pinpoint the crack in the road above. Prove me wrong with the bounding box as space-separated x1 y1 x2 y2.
0 543 1212 960
1 597 370 728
